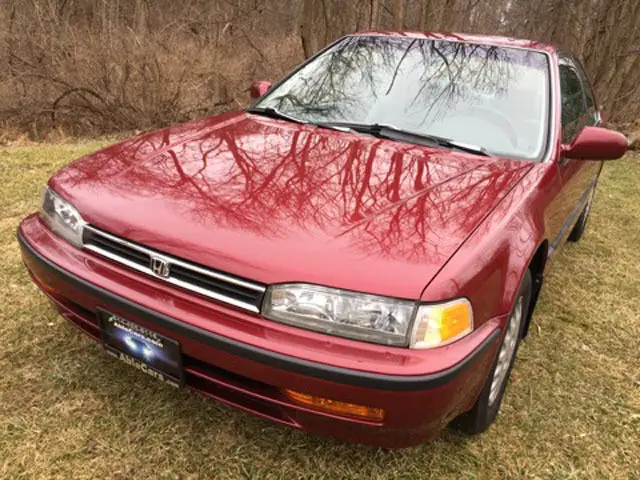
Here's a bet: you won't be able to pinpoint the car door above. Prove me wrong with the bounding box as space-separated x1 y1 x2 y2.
547 54 602 252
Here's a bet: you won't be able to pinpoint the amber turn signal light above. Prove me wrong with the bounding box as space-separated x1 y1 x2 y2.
30 269 58 296
284 389 385 422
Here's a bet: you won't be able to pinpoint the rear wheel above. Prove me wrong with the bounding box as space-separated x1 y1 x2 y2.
452 270 532 435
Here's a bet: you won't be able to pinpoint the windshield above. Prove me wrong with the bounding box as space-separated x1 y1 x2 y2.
253 35 551 160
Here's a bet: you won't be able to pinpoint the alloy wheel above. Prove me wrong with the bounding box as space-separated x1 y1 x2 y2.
489 296 524 406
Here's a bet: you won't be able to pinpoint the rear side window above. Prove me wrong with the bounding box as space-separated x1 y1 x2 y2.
559 64 588 143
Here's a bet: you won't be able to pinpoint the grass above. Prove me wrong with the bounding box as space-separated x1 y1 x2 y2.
1 142 639 479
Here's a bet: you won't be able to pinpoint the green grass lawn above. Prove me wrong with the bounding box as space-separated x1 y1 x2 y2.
1 142 639 479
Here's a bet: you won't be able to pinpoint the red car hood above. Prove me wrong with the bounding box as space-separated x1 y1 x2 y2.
51 112 532 299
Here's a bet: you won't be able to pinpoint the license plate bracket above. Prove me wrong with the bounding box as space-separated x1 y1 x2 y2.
98 308 184 388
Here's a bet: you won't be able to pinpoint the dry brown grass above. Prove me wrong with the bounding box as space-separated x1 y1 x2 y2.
1 142 639 478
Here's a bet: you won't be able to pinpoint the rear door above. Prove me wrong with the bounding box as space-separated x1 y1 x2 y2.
548 54 602 252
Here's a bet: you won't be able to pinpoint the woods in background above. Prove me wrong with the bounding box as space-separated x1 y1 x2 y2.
1 0 639 138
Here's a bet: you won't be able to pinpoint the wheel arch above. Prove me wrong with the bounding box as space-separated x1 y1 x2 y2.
521 239 548 338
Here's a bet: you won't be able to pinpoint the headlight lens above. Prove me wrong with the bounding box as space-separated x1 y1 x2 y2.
262 284 473 348
39 186 85 247
262 284 416 346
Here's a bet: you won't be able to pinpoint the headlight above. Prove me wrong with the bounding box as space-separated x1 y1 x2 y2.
39 186 86 247
262 284 415 346
262 284 474 348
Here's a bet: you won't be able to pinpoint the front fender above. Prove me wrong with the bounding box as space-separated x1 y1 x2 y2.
420 163 554 329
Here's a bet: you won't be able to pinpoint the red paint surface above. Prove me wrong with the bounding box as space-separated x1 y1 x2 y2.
250 80 272 99
563 126 628 161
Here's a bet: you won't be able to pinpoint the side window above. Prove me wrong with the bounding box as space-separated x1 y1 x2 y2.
573 62 599 126
559 64 588 144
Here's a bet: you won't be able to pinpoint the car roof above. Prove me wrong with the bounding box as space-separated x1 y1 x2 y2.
351 31 557 54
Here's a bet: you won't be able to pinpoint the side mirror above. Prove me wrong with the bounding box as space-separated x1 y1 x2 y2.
562 126 628 161
250 80 272 99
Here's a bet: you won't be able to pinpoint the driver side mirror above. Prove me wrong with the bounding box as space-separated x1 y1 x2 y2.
250 80 272 99
562 126 628 161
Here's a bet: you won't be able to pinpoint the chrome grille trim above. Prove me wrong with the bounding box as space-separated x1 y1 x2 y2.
82 225 266 313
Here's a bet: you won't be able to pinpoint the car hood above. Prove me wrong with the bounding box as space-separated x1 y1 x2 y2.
51 112 532 299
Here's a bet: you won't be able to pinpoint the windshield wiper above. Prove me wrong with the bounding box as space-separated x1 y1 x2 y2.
325 122 493 157
246 107 358 133
244 113 490 156
426 137 493 157
246 108 362 135
246 106 308 125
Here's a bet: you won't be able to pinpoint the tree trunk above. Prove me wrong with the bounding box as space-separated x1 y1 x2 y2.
370 0 380 29
418 0 430 31
300 0 316 58
393 0 405 30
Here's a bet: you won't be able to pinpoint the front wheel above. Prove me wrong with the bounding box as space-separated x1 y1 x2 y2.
452 270 532 435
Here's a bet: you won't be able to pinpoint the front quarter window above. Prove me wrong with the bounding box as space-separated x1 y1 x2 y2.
254 36 551 161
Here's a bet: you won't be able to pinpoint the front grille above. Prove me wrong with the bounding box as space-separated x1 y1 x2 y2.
82 226 266 312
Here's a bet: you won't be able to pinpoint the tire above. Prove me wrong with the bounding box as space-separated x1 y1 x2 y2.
452 270 533 435
568 188 595 242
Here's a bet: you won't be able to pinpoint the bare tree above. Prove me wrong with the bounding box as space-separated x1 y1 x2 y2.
370 0 381 29
300 0 317 58
1 0 639 139
393 0 405 30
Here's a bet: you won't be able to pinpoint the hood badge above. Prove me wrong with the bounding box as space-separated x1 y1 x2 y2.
150 256 171 278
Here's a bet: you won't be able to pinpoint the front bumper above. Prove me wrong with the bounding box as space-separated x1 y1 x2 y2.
18 215 503 447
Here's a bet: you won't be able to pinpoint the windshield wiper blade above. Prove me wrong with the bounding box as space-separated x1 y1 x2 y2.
326 122 492 157
246 106 307 125
311 122 359 134
246 109 361 135
430 137 492 157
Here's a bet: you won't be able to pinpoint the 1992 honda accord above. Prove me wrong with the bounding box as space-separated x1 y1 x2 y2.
18 32 628 447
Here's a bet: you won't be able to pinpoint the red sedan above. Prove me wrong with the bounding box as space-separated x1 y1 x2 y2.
18 32 627 447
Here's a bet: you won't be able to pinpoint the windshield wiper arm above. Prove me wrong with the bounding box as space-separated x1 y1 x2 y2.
428 137 492 157
246 109 361 135
326 122 492 157
246 106 307 125
246 107 357 133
